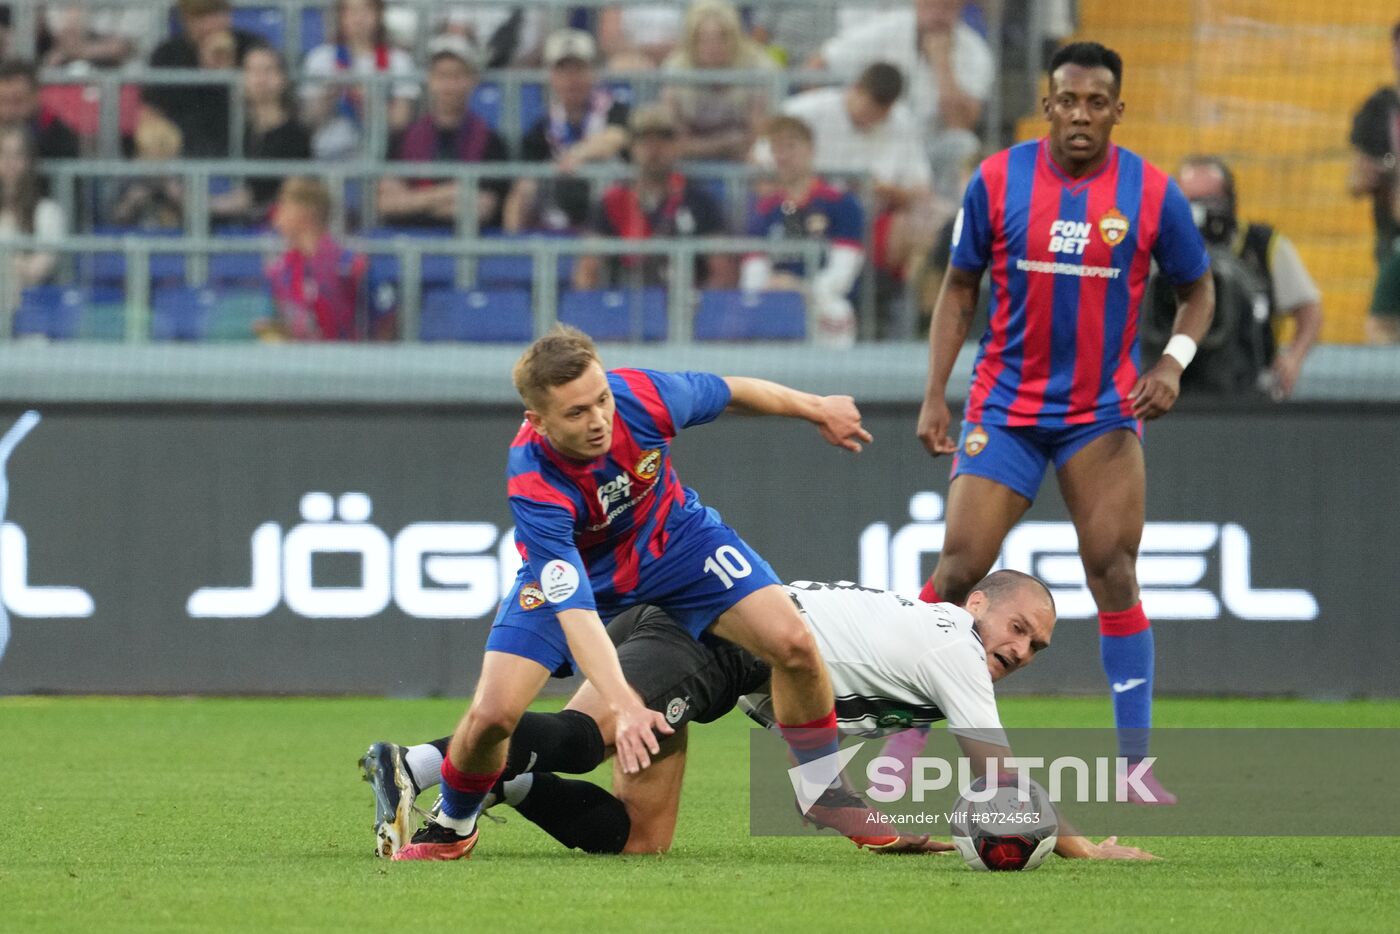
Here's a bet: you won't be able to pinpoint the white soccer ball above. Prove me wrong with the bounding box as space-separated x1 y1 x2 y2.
950 774 1058 871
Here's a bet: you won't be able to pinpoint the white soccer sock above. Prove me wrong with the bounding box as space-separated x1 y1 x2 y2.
403 743 444 793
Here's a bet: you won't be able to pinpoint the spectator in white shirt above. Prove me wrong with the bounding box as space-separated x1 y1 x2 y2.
597 4 684 70
813 0 993 200
753 63 947 337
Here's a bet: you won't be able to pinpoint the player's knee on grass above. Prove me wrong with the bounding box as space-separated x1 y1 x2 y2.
617 730 687 854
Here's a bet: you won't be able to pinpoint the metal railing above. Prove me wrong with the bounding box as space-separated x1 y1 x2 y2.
0 232 824 345
35 157 873 333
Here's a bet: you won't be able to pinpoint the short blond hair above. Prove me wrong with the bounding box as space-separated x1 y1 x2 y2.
277 177 332 227
763 114 813 145
513 325 603 410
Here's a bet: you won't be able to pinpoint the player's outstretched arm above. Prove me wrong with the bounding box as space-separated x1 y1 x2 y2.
556 607 674 774
1130 271 1215 420
1054 827 1156 861
722 376 872 453
917 266 982 458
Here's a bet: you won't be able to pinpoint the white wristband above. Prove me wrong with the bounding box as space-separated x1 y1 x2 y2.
1163 334 1198 370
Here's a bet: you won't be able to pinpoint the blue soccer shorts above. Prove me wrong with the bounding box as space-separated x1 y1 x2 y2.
949 417 1142 503
484 516 781 676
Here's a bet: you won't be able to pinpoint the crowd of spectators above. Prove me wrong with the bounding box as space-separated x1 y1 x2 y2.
0 0 1004 345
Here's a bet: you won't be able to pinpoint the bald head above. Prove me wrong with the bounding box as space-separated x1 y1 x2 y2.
969 569 1056 615
964 570 1057 681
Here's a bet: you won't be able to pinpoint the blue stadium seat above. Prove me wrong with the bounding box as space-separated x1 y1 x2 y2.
560 289 668 342
519 84 546 132
13 286 124 340
694 290 807 341
420 289 533 343
12 286 69 338
209 252 267 287
152 286 216 341
85 227 187 287
231 7 285 49
471 83 503 129
300 7 326 54
476 254 534 288
152 285 272 341
79 288 128 341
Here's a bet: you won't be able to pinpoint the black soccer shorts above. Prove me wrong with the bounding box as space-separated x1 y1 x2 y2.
606 605 772 729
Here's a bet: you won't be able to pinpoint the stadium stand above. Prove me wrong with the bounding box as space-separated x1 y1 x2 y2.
0 0 1395 379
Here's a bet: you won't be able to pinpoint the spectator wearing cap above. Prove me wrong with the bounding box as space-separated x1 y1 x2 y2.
572 104 735 292
741 115 865 347
378 34 508 230
144 0 263 157
0 59 79 161
502 29 629 235
301 0 419 160
262 177 371 341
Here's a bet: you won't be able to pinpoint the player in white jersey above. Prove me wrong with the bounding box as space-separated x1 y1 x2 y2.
361 570 1150 860
739 579 1008 744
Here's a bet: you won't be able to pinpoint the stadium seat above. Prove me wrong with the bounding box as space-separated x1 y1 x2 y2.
519 84 546 133
152 286 272 342
152 286 216 341
85 228 187 287
79 288 128 341
12 286 71 339
231 7 285 49
206 290 275 341
471 83 503 129
559 289 668 342
300 7 326 54
420 288 533 343
209 252 268 287
13 286 125 340
694 290 807 341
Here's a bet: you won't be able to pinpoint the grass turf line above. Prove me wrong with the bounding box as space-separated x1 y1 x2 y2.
1 696 1397 933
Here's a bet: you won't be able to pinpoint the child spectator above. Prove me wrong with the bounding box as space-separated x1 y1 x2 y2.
663 0 776 162
263 177 371 341
742 115 864 347
302 0 418 160
110 112 185 230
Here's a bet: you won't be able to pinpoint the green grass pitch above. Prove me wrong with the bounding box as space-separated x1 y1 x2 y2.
2 695 1398 933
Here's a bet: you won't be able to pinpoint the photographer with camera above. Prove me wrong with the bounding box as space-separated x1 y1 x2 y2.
1146 156 1322 399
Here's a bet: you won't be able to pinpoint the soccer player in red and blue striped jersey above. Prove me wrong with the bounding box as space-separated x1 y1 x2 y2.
915 42 1215 803
394 325 873 860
